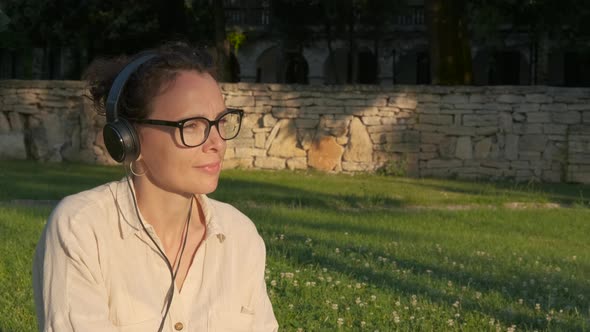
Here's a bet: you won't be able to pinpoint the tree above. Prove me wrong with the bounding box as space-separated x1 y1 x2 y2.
425 0 473 85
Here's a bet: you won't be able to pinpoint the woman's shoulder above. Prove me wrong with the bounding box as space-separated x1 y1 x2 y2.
48 180 121 232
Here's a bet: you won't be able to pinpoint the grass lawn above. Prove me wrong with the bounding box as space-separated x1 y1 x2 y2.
0 160 589 331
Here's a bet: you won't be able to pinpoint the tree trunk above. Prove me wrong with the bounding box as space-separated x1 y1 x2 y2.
213 0 231 82
425 0 472 85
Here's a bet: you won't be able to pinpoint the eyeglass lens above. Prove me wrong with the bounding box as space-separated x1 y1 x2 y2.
181 111 242 147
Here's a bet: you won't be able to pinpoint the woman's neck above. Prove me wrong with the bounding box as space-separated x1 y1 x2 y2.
132 175 197 244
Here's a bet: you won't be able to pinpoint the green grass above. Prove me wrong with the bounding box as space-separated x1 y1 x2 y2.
0 160 589 331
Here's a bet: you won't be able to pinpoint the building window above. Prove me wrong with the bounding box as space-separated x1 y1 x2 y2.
564 52 590 87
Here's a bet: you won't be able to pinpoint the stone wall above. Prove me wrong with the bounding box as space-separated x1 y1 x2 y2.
1 80 589 183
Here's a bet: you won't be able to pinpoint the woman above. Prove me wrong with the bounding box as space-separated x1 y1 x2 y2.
33 43 278 332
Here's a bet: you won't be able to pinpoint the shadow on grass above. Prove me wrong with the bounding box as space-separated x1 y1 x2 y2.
257 209 589 331
409 177 590 206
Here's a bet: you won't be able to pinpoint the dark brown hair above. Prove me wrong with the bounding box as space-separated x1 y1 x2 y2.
84 42 215 120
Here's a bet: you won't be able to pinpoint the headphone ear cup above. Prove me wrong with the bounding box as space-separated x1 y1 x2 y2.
103 118 140 163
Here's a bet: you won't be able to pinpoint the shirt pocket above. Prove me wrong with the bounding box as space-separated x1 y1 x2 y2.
117 317 161 332
208 310 254 332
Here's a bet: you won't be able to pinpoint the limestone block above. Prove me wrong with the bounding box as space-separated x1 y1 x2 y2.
343 117 372 163
254 132 266 148
262 113 277 127
455 136 473 160
469 94 487 103
474 138 492 159
2 95 18 105
542 142 565 161
441 94 468 104
307 106 346 115
227 137 255 148
388 96 418 109
420 114 453 125
504 135 519 160
421 144 437 152
419 152 438 159
441 126 476 136
0 113 9 133
301 131 314 150
366 97 387 107
0 132 27 159
525 94 552 103
544 124 567 135
254 157 285 169
514 104 540 112
513 124 543 135
224 147 235 159
497 94 524 103
336 135 348 145
540 103 568 111
439 137 457 158
520 151 541 160
426 159 462 169
527 112 550 123
272 107 300 118
383 143 420 153
476 127 498 136
421 132 445 144
568 104 590 111
252 96 270 106
417 94 441 103
235 147 267 158
512 113 526 122
242 106 271 114
361 116 381 126
342 161 372 172
8 112 23 130
295 119 318 129
367 125 395 134
225 95 255 107
346 106 379 116
14 105 39 114
264 120 283 150
453 103 483 111
568 153 590 164
510 161 530 169
552 111 581 124
584 112 590 123
223 158 253 169
416 103 440 113
542 171 562 183
569 171 590 184
519 135 547 152
325 98 365 107
268 120 306 158
286 157 307 170
463 114 496 127
308 135 344 171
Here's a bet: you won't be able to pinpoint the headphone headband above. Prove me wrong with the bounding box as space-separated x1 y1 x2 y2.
105 53 158 123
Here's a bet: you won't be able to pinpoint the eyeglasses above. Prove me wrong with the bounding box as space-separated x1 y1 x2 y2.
131 108 244 147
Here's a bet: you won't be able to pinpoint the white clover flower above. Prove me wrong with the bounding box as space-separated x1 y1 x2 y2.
447 319 454 326
337 318 344 326
332 304 338 310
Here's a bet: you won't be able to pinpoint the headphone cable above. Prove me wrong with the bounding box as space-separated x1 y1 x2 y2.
125 171 192 332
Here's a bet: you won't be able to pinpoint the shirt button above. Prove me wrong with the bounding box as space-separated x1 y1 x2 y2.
174 322 184 331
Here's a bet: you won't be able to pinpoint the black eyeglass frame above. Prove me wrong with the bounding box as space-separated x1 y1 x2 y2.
130 108 244 147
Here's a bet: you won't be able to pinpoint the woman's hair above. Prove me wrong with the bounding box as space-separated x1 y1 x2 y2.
84 42 215 120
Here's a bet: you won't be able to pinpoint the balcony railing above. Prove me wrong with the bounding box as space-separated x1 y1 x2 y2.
225 5 425 28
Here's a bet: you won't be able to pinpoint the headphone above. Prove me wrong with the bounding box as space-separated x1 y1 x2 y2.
103 53 158 163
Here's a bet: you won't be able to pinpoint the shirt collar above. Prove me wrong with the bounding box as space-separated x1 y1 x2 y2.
113 177 226 242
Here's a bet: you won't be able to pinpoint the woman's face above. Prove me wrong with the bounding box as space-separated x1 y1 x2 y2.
137 70 227 195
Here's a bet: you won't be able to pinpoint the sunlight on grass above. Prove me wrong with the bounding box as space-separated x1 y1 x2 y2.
0 160 589 331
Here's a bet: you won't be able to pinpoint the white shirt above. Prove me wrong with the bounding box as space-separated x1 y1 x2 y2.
33 178 278 332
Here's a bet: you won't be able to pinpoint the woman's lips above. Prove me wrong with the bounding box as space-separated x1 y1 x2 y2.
195 162 221 174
